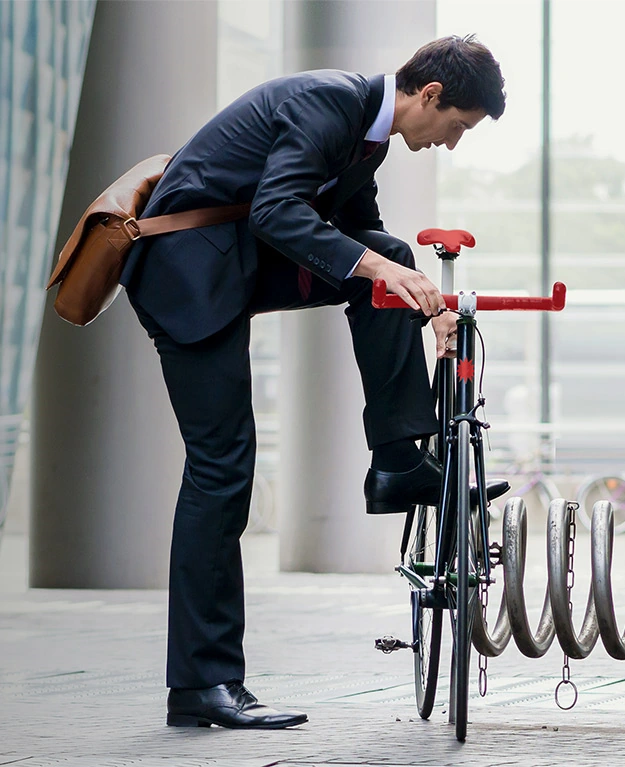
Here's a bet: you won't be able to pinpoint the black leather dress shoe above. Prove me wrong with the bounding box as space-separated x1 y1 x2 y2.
365 449 443 513
365 450 511 514
167 681 308 729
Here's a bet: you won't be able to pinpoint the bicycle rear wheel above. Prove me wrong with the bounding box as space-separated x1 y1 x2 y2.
410 503 443 718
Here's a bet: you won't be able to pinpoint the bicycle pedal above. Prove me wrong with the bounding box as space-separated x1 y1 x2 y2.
374 635 412 653
489 541 503 566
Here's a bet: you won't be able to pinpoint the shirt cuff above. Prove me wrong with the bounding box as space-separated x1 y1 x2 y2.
344 248 368 279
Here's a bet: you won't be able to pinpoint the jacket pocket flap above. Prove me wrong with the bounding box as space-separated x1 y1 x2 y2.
195 223 235 254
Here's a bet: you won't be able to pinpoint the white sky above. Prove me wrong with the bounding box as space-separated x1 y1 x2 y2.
437 0 625 172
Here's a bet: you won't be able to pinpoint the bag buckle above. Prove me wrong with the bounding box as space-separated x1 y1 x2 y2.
123 217 141 241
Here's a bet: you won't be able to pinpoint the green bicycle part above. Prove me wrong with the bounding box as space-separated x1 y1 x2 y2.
402 562 479 589
446 572 479 587
413 562 435 576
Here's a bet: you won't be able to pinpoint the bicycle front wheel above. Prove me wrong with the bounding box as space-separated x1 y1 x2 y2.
410 503 443 718
450 420 481 742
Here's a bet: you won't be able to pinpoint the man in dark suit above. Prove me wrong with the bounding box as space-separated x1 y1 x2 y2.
121 35 505 729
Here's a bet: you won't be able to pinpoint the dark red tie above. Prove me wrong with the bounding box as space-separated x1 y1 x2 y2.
362 140 379 160
298 266 313 301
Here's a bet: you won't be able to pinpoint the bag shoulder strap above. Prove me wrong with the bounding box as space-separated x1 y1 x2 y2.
130 203 252 239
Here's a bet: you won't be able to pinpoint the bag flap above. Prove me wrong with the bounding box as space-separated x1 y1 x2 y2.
46 153 171 289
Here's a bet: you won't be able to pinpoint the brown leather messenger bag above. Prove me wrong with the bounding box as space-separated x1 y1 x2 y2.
46 154 251 326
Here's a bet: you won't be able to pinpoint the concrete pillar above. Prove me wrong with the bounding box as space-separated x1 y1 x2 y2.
279 0 437 572
30 0 218 588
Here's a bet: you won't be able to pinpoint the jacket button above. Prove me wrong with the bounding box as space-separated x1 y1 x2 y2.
314 257 320 265
307 253 314 262
320 260 325 268
326 264 331 272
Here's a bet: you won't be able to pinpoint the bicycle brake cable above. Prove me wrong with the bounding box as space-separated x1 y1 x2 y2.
446 308 490 450
475 322 487 401
474 322 492 451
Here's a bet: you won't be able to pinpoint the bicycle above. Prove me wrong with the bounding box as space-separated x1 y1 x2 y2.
373 227 566 741
487 461 559 526
489 462 625 535
576 474 625 534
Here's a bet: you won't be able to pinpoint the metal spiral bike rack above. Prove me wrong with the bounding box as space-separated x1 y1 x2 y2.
473 496 624 708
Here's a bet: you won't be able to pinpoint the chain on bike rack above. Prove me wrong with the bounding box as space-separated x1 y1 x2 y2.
380 494 625 708
471 495 625 709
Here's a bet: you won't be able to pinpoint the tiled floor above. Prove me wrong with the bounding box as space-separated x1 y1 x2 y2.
2 531 625 766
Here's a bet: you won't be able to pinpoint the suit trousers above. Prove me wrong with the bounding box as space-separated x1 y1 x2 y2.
129 228 438 689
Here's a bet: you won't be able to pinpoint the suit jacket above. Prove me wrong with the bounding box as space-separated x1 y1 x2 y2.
121 70 389 343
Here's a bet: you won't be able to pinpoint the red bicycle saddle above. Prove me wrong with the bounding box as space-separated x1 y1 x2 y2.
417 228 476 253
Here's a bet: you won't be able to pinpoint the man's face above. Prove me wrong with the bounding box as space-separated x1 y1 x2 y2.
392 83 486 152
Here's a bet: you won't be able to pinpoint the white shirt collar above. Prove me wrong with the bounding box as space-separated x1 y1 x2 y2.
364 74 396 143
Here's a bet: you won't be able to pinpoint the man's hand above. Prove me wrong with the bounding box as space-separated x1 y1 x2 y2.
353 249 446 316
432 312 458 359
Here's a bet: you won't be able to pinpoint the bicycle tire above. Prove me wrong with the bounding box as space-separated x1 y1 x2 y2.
500 475 557 532
410 504 443 718
451 420 480 742
577 475 625 534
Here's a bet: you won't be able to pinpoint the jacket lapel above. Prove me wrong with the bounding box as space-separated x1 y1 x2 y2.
328 141 389 216
314 74 388 220
345 73 387 167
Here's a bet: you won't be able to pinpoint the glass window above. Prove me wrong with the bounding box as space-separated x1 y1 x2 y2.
437 1 544 470
550 0 625 474
0 1 96 535
437 1 625 476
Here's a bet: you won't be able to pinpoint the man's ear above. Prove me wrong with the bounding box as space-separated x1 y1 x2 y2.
420 82 443 106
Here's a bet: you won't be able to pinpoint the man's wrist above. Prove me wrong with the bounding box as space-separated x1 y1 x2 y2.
352 249 386 280
345 249 367 279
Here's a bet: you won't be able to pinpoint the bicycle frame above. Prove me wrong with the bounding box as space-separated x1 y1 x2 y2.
437 312 491 587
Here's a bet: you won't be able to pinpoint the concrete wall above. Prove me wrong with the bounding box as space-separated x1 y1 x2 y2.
279 0 438 572
30 0 217 588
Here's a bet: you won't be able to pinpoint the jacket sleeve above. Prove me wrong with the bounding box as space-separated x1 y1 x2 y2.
248 83 378 287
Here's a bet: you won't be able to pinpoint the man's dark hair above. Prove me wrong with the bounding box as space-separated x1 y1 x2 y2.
396 34 506 119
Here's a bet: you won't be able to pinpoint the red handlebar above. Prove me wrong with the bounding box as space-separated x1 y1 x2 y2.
372 280 567 312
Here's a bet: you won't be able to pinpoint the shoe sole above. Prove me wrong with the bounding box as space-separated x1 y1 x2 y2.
366 500 417 514
167 713 308 729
